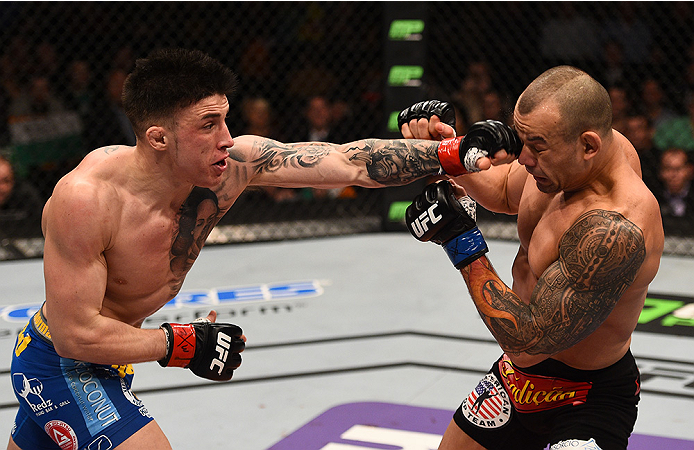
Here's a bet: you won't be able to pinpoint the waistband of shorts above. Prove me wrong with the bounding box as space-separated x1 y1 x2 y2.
500 349 636 382
28 304 53 345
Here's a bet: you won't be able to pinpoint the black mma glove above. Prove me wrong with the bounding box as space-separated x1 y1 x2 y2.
437 119 522 176
397 100 457 130
406 180 488 269
398 100 522 176
158 319 244 381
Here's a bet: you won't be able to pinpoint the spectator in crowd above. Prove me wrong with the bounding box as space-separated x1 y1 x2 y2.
481 89 512 126
63 60 95 119
294 95 355 199
328 96 360 144
8 75 65 120
0 74 11 147
241 96 299 202
608 85 631 134
654 93 694 153
599 40 628 88
0 155 44 239
241 97 281 140
112 45 136 73
452 60 494 131
295 95 336 142
239 37 277 97
602 3 652 66
90 69 136 147
641 77 678 130
539 2 600 68
63 60 99 154
34 41 61 86
655 147 694 236
624 114 661 191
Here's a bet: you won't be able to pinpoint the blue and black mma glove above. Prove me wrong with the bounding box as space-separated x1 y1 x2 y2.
398 100 522 176
406 180 488 269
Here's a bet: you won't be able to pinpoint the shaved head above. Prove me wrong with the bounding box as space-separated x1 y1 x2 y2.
517 66 612 141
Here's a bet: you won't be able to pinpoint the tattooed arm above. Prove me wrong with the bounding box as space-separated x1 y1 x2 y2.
231 135 442 188
460 210 646 364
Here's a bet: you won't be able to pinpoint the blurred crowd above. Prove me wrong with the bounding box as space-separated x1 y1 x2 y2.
1 2 693 239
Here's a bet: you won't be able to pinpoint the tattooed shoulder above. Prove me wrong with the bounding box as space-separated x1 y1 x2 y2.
559 209 646 293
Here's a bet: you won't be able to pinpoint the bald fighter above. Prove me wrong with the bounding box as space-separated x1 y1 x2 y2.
401 66 664 450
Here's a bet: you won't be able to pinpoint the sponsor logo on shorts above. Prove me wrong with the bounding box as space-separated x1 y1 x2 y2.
61 360 121 435
498 355 592 412
119 377 151 418
119 377 141 407
460 373 511 429
87 435 113 450
13 373 54 416
44 420 79 450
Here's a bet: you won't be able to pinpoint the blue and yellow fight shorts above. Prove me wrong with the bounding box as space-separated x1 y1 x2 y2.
10 308 153 450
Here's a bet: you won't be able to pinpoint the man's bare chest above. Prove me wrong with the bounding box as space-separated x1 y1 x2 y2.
516 191 575 280
103 213 180 301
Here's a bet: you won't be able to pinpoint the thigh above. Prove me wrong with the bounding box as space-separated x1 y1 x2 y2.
438 419 487 450
550 401 637 450
9 407 59 450
114 421 171 450
451 372 548 450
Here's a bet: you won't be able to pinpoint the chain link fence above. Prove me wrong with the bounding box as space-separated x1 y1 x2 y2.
1 2 693 260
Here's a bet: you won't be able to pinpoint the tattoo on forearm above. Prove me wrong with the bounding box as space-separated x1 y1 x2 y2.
463 210 646 356
249 138 440 184
348 139 441 185
169 187 221 293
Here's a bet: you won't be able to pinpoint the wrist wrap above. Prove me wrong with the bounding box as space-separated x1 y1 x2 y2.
442 227 488 268
158 323 197 368
437 136 467 176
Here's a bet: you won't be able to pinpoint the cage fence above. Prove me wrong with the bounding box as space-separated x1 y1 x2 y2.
1 2 693 261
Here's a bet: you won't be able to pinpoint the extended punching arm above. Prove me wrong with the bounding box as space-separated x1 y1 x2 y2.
398 100 522 176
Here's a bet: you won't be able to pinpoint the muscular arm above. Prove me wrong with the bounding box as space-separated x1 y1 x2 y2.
43 181 166 365
452 161 528 215
232 135 442 188
460 210 646 364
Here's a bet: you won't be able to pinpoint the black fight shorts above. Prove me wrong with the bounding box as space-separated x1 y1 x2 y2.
453 350 640 450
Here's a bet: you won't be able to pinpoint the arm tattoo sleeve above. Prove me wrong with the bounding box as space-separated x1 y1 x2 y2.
462 209 647 356
249 138 441 185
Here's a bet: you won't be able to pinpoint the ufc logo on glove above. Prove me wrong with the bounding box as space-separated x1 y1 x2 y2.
410 205 442 238
211 332 232 375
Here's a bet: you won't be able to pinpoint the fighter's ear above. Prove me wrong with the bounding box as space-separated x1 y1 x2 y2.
146 126 167 151
580 131 601 160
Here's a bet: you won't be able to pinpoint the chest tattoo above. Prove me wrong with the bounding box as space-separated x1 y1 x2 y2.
169 187 221 292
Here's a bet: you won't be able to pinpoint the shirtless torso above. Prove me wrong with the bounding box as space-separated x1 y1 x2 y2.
459 130 663 370
10 48 450 450
39 96 443 365
400 65 664 450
